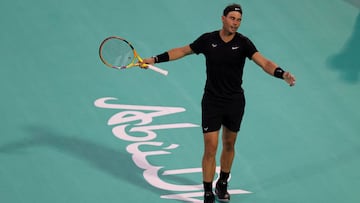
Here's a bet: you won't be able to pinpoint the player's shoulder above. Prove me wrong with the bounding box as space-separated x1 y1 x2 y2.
235 32 250 40
234 32 255 45
198 30 219 39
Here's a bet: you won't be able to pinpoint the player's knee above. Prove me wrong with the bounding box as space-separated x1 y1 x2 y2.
223 141 235 152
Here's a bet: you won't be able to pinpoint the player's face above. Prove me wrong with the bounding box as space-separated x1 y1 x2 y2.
222 11 242 34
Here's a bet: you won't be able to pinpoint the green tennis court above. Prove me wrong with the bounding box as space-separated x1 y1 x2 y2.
1 0 359 202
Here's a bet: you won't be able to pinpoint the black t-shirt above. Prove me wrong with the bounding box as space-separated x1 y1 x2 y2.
190 31 258 99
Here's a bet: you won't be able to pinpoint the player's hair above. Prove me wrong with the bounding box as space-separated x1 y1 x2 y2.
223 4 243 16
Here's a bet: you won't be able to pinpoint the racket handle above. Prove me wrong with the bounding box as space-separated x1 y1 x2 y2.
147 64 168 76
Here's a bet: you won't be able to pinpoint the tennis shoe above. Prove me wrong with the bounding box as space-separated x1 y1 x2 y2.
204 191 215 203
215 180 230 202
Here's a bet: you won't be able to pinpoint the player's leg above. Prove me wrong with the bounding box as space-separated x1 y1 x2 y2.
220 126 238 173
215 126 237 202
202 130 219 203
202 130 220 182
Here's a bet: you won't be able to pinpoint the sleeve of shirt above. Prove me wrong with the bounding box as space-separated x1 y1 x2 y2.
245 37 258 59
189 33 209 55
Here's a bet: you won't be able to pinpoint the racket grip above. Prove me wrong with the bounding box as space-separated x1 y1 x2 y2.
147 64 168 76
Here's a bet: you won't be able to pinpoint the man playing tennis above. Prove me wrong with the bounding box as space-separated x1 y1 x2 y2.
143 3 296 203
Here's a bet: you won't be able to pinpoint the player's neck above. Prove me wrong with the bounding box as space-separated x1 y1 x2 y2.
219 29 235 43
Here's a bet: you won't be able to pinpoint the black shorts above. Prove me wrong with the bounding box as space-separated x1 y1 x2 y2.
201 93 245 133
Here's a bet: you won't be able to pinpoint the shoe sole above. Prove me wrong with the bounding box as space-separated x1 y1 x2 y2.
216 197 230 202
215 190 230 202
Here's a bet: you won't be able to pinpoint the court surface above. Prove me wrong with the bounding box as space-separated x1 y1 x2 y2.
1 0 359 202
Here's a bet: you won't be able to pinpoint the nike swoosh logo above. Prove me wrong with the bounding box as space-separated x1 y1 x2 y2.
232 47 239 50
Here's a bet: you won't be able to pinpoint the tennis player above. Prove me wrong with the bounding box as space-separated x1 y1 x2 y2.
143 3 296 203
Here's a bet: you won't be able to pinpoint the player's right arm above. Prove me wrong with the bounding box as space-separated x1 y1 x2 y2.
167 45 194 61
143 45 193 65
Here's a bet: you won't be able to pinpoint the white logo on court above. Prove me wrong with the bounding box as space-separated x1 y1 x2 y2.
94 97 251 202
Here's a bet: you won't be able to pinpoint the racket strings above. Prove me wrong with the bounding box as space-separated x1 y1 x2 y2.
100 38 134 68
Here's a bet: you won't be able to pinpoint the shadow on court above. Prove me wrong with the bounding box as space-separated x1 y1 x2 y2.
250 145 360 190
344 0 360 9
327 2 360 83
0 125 160 194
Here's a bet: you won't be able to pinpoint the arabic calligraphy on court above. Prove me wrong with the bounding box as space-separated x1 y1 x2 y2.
94 97 250 202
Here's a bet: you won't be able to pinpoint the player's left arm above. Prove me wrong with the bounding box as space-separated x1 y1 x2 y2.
251 52 296 86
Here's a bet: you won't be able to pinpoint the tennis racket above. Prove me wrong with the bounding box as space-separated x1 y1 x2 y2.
99 36 168 76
